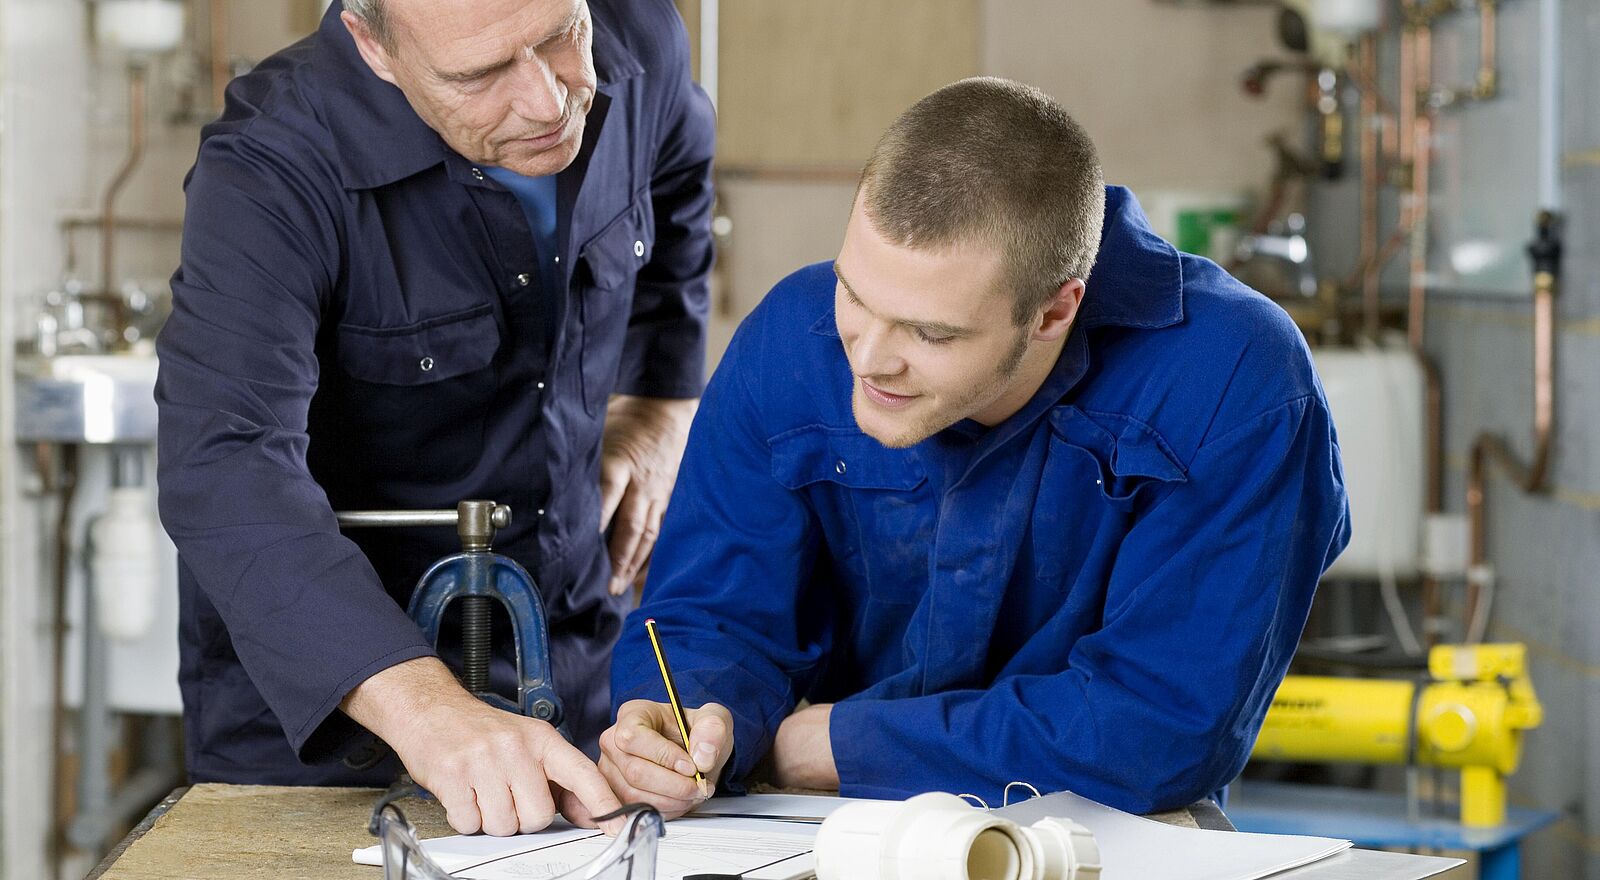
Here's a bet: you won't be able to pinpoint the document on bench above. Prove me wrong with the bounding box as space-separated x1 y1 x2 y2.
352 808 832 880
995 790 1353 880
354 791 1353 880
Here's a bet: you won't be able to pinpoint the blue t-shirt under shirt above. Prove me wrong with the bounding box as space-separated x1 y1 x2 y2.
484 166 562 297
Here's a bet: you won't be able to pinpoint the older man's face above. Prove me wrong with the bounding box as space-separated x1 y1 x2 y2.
345 0 596 177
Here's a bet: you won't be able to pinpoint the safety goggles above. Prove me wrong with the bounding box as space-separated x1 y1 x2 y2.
367 783 663 880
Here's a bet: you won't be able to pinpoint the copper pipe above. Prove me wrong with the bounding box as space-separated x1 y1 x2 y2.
63 215 182 233
100 64 149 347
1398 19 1416 166
1476 0 1499 98
210 0 230 109
1358 33 1381 340
1465 215 1560 636
1406 24 1434 353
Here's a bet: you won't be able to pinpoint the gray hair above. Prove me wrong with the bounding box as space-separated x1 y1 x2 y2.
343 0 393 47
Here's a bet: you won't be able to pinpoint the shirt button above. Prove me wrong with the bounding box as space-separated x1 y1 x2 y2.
536 509 546 516
633 240 645 258
517 273 531 286
536 381 546 389
470 167 484 181
554 255 561 264
835 459 847 475
419 357 434 372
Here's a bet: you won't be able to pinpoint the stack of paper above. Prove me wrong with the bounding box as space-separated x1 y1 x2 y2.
354 791 1351 880
995 790 1351 880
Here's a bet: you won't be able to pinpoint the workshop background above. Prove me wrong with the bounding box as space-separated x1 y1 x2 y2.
0 0 1594 878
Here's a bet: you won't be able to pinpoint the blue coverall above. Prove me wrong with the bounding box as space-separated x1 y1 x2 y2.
157 0 714 784
612 187 1350 813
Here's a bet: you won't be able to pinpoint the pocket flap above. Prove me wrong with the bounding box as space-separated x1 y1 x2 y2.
770 425 927 491
579 201 652 289
1050 406 1187 484
336 304 499 386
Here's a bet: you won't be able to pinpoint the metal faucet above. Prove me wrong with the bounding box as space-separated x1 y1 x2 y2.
1235 212 1318 298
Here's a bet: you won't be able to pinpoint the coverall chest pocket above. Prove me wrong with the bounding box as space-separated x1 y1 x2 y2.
577 194 654 417
333 304 502 479
770 426 931 604
1032 407 1188 590
1047 406 1187 511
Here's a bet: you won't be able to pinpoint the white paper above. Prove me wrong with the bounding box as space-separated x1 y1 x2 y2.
995 790 1352 880
355 814 817 880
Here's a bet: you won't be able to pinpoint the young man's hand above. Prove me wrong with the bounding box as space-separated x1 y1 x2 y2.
342 657 624 836
598 699 734 818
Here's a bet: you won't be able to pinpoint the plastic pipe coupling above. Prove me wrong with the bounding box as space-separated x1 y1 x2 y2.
815 792 1101 880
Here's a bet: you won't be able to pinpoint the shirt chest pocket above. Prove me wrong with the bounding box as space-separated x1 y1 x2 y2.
770 426 931 603
1031 406 1188 590
1047 406 1187 511
576 194 654 416
332 304 502 479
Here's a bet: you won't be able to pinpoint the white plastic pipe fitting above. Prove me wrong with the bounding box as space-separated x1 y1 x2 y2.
92 486 162 641
815 792 1101 880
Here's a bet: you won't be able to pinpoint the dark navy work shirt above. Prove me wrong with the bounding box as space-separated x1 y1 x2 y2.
157 0 714 784
614 188 1350 813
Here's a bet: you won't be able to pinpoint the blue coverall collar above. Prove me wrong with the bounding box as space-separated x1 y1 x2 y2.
313 1 644 192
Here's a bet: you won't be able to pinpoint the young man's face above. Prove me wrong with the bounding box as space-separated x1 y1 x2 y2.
344 0 596 177
834 198 1049 449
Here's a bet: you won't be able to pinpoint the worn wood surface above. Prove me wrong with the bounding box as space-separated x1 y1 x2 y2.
94 784 452 880
93 782 1229 878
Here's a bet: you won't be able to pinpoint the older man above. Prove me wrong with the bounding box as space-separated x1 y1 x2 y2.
156 0 712 835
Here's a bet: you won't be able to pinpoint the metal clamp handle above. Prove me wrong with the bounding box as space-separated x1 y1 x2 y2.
336 500 511 552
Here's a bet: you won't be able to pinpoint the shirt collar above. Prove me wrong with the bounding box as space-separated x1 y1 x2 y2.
313 2 644 192
1076 185 1185 331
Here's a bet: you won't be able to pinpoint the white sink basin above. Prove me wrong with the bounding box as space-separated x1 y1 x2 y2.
16 354 160 443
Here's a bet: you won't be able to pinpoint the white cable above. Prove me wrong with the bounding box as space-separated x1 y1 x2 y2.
1362 340 1423 656
1466 567 1495 644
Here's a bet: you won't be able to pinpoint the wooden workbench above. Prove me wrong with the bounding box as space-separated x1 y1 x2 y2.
89 784 454 880
88 783 1232 879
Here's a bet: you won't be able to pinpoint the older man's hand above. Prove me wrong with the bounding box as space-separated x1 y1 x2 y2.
598 395 698 595
342 657 624 836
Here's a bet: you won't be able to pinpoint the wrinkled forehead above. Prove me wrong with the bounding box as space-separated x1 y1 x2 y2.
386 0 584 63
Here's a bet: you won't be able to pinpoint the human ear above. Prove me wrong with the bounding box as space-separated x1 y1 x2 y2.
341 11 400 87
1033 278 1086 342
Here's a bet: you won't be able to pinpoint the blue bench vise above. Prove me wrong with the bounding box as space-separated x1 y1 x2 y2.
336 500 563 730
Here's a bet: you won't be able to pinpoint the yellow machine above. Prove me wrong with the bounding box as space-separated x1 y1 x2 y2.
1252 644 1542 827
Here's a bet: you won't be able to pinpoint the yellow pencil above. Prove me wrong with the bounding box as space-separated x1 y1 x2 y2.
644 617 709 798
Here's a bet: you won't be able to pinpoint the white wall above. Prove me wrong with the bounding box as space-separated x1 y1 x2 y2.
981 0 1303 198
1 1 93 875
1 4 309 874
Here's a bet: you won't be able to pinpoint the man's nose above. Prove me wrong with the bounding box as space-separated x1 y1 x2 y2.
851 321 905 378
509 53 566 124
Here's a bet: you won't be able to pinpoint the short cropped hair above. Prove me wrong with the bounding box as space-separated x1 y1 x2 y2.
859 77 1105 326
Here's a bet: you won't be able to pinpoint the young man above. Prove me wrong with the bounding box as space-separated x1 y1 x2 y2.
600 78 1349 817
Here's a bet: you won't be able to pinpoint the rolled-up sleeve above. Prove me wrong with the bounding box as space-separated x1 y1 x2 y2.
156 132 434 762
614 12 716 400
830 395 1351 811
